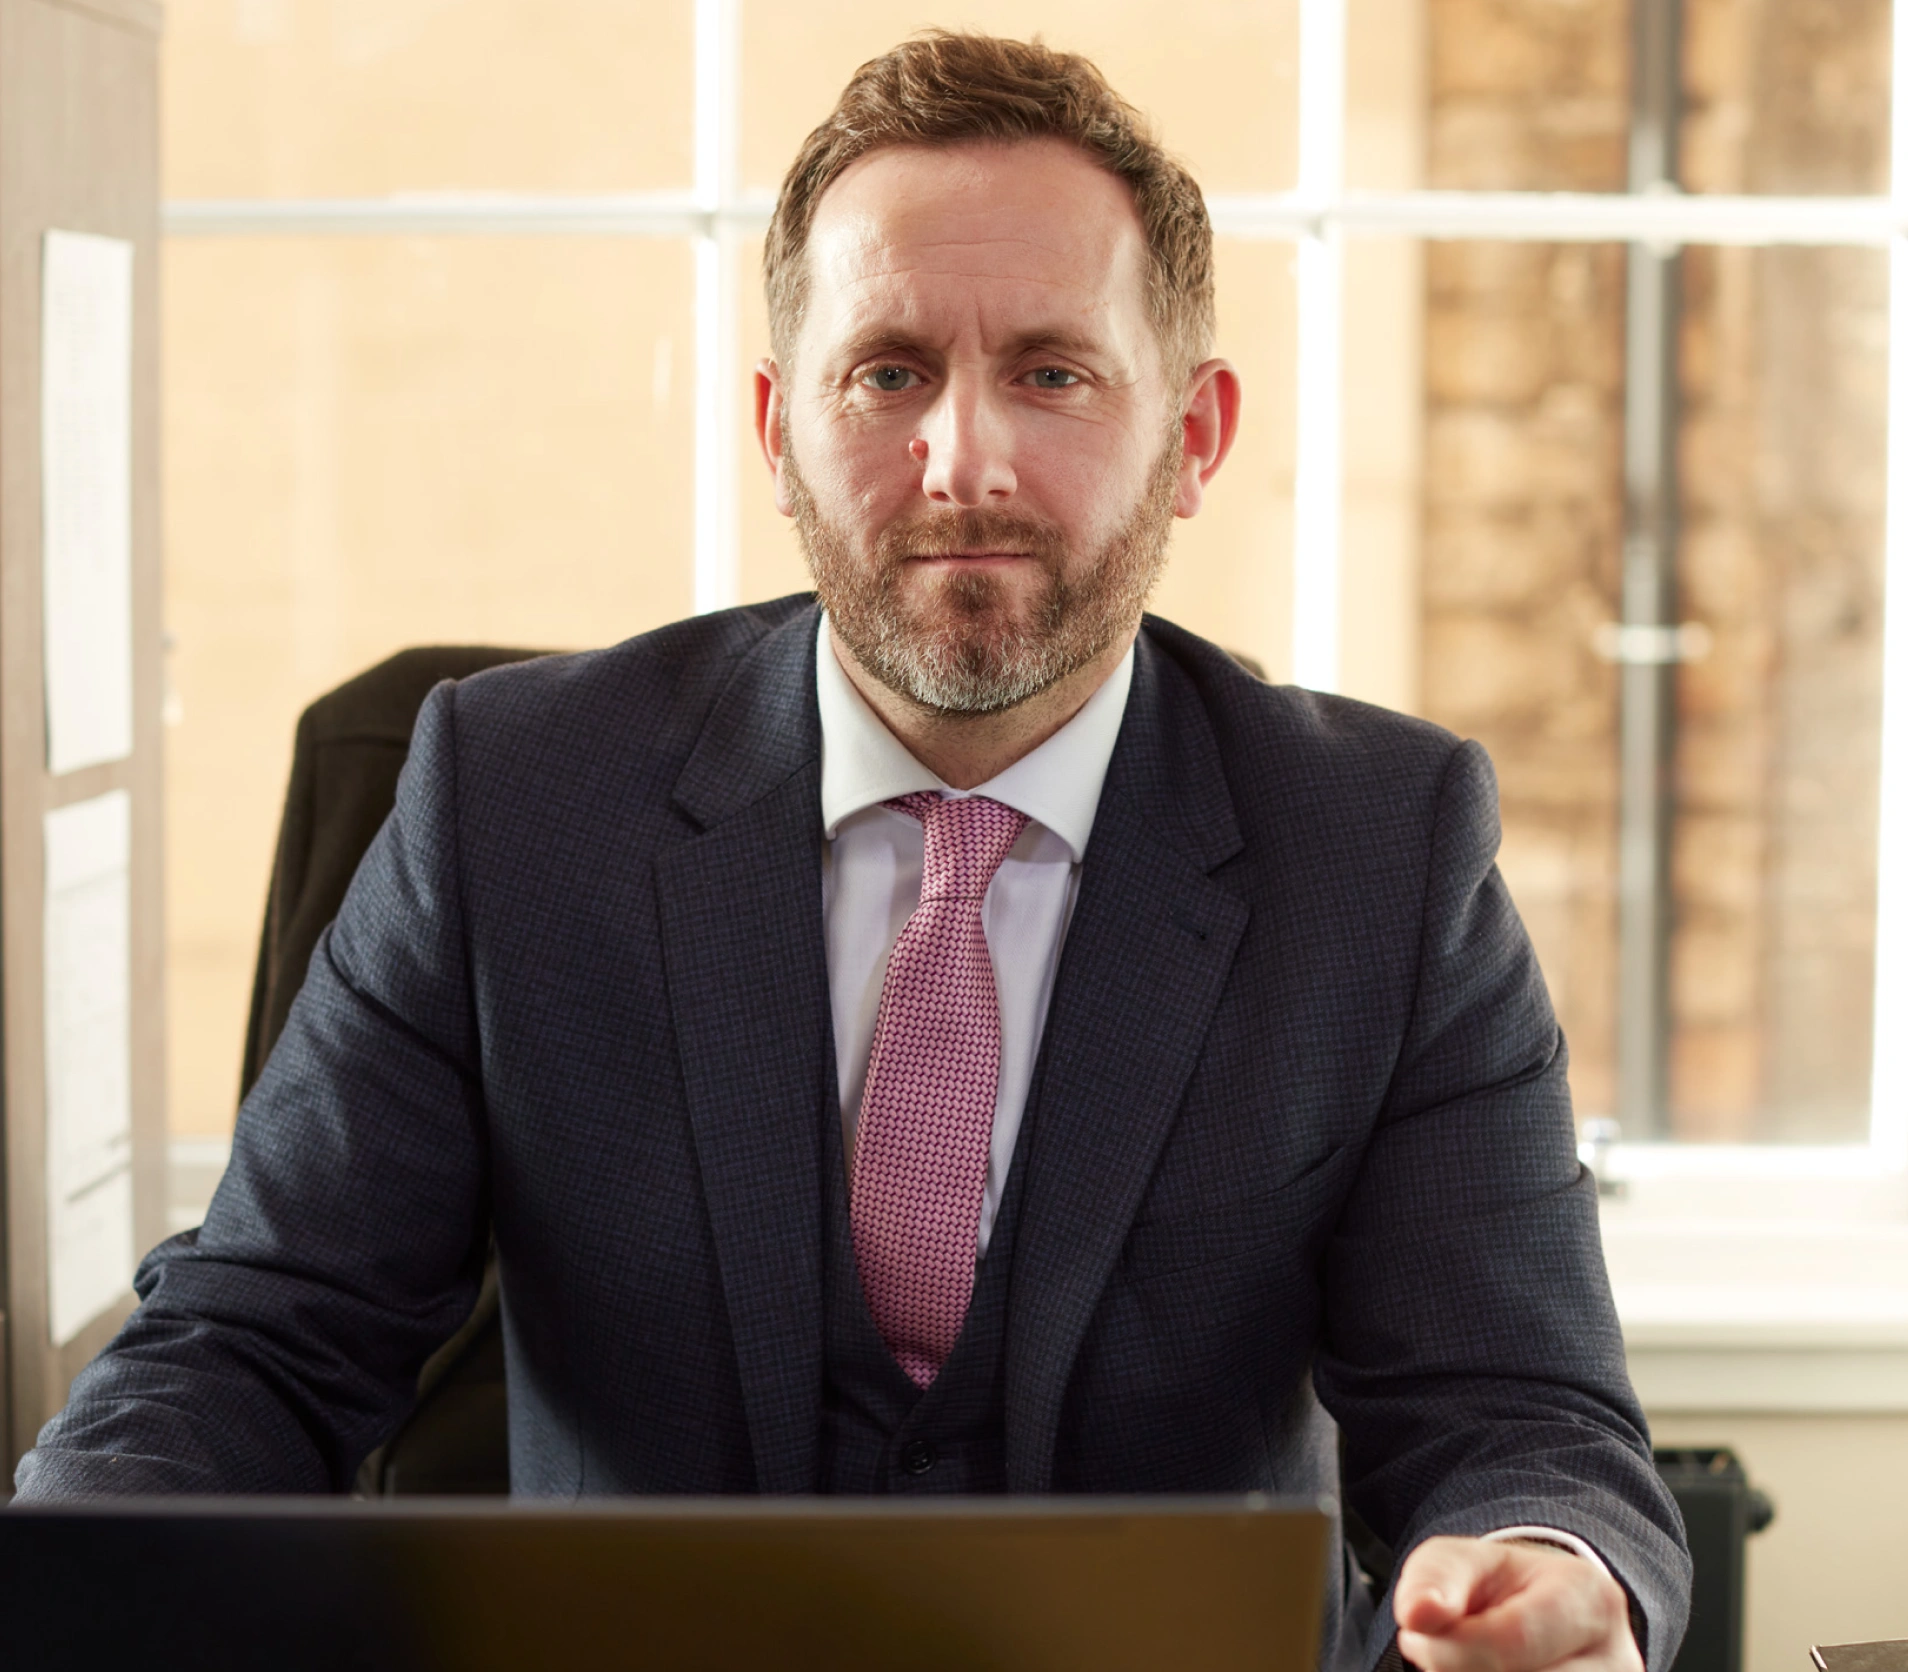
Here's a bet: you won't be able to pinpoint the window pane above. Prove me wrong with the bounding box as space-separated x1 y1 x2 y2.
164 235 695 1139
1148 239 1297 678
1424 0 1892 194
163 0 694 197
1362 234 1889 1144
1424 1 1629 191
734 228 813 610
738 1 1299 197
1675 244 1887 1141
1682 0 1891 195
1347 0 1431 192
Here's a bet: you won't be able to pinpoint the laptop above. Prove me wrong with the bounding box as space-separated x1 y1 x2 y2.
0 1494 1332 1670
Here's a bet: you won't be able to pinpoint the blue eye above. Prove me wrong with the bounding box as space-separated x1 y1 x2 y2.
861 365 918 391
1026 367 1080 388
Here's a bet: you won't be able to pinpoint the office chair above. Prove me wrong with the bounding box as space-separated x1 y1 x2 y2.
242 644 546 1495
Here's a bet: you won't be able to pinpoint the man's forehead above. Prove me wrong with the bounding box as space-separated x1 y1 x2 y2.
802 139 1151 350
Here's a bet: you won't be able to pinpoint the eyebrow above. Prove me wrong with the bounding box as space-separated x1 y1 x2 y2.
1013 329 1112 363
832 326 1114 369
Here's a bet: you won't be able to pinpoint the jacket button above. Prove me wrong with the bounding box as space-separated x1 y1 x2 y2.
900 1440 937 1476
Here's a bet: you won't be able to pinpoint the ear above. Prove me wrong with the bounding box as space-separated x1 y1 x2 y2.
754 357 797 517
1172 358 1243 519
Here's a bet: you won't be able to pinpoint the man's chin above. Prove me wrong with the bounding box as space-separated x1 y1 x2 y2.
898 600 1043 652
838 615 1061 716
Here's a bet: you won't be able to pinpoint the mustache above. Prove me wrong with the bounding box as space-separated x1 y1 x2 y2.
874 508 1067 565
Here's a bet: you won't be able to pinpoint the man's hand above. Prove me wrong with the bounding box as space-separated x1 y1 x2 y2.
1393 1536 1643 1672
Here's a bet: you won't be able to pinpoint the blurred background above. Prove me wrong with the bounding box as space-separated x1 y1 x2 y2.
146 6 1907 1667
160 0 1895 1168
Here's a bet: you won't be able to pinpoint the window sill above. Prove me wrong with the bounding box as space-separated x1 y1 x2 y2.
1623 1333 1908 1414
1603 1214 1908 1411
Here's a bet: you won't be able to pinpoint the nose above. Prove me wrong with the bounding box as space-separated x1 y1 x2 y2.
914 378 1017 507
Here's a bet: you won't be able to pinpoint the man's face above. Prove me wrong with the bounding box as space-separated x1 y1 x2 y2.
760 138 1195 715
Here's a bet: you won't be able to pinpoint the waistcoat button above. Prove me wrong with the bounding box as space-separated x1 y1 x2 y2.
900 1440 938 1476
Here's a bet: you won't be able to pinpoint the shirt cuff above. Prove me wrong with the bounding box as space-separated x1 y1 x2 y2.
1481 1524 1613 1580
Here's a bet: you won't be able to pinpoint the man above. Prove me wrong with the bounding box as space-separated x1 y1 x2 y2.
17 32 1687 1672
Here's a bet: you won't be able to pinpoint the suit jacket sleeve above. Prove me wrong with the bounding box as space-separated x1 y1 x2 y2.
14 683 487 1497
1309 739 1691 1672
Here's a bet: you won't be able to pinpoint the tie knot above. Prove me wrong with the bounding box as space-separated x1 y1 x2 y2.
886 793 1028 901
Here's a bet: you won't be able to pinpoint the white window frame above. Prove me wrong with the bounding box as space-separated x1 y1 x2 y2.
164 0 1908 1392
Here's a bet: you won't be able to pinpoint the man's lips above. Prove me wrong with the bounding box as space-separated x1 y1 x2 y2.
906 550 1031 563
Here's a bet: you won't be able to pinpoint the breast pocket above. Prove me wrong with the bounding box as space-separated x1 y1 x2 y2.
1119 1143 1355 1280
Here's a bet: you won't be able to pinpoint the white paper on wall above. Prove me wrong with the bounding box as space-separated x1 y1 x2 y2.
44 790 134 1346
41 230 135 776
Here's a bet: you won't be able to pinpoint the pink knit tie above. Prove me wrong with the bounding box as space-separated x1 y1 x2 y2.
850 792 1028 1387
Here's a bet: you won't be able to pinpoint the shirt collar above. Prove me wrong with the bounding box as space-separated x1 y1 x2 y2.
815 612 1134 864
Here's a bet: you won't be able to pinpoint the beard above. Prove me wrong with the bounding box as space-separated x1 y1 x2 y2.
786 429 1182 716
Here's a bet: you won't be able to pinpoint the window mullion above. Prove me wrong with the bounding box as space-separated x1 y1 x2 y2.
1868 5 1908 1176
693 0 742 615
1292 0 1347 692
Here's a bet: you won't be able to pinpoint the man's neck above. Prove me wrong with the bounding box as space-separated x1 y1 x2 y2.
827 621 1137 791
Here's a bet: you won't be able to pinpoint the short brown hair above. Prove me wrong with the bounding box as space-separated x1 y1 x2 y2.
764 31 1215 383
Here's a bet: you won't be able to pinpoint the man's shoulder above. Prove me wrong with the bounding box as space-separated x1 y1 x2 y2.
1139 613 1465 793
438 594 814 756
452 595 813 715
393 595 818 845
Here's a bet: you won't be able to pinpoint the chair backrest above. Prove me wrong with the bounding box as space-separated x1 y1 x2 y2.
243 645 546 1095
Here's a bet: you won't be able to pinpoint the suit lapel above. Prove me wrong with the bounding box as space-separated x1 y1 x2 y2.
1005 629 1250 1491
654 608 830 1493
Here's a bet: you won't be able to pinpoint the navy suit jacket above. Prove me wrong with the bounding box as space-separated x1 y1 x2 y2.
17 598 1689 1669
